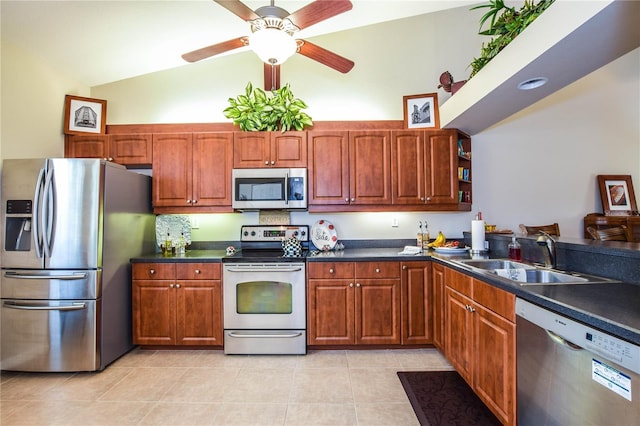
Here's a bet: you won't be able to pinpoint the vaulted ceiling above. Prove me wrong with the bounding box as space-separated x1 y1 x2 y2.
1 1 475 87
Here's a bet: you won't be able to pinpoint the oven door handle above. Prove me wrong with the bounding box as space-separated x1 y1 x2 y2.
226 331 303 339
225 267 303 273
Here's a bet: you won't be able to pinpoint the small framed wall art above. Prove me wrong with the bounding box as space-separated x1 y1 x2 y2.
403 93 439 129
597 174 638 216
63 95 107 135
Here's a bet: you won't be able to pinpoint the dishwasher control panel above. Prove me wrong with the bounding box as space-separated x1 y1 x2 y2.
516 298 640 374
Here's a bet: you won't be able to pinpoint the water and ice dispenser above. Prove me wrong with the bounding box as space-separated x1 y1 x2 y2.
4 200 33 251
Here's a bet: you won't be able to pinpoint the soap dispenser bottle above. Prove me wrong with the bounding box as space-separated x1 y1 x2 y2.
508 236 522 261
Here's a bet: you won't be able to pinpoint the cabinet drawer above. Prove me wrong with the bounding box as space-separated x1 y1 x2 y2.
355 261 400 278
473 279 515 321
132 263 175 280
445 267 472 297
176 263 220 280
308 262 354 279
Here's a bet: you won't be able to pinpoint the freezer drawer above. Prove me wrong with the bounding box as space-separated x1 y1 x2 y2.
1 299 99 372
1 270 99 299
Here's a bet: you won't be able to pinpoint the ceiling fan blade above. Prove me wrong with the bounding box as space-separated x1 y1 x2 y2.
297 40 354 73
264 63 281 91
287 0 352 30
213 0 260 21
182 37 248 63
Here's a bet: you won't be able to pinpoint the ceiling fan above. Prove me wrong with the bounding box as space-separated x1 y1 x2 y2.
182 0 355 90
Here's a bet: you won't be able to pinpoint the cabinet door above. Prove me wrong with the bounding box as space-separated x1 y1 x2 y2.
401 262 432 345
175 280 223 345
445 287 473 384
307 279 355 345
356 279 400 345
431 263 446 351
424 130 458 205
65 135 109 160
391 130 425 205
109 134 152 166
152 133 193 207
474 304 516 426
307 131 350 205
192 133 233 207
233 132 270 168
349 131 392 205
270 132 307 167
132 280 176 345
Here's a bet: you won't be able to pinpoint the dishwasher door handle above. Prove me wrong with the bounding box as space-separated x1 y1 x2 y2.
546 329 583 351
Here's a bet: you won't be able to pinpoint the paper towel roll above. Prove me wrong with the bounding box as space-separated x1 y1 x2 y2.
471 220 485 252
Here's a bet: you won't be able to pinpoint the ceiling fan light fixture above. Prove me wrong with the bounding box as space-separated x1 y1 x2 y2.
249 28 297 65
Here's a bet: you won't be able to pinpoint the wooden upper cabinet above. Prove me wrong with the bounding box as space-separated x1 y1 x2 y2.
308 131 350 205
65 134 152 166
233 131 307 168
153 132 233 211
391 129 460 206
349 130 392 205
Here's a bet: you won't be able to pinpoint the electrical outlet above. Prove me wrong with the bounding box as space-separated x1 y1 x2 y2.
191 217 200 229
391 218 399 227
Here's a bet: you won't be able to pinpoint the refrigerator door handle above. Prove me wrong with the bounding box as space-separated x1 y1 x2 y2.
3 301 87 311
32 167 46 258
42 166 55 257
3 271 88 280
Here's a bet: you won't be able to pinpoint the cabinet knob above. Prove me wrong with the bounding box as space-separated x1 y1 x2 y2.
356 283 361 287
108 157 113 161
420 197 425 202
170 284 174 288
192 199 197 204
426 197 432 202
349 283 354 287
350 198 355 202
270 160 275 165
176 284 181 289
149 269 155 275
329 268 334 274
345 198 349 203
375 268 380 273
265 161 269 165
402 265 407 270
186 199 192 204
195 269 201 274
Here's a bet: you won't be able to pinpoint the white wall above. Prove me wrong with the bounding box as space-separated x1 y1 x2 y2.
2 6 638 241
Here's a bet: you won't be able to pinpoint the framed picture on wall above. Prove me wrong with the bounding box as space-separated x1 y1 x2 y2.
63 95 107 135
597 175 638 216
403 93 440 129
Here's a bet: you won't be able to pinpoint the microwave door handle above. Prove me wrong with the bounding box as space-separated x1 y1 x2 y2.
41 167 55 257
32 167 46 258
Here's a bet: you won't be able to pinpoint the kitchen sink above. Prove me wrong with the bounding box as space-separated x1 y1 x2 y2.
457 259 536 271
497 269 589 285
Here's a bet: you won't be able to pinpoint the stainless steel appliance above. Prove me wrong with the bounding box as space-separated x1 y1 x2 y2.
231 168 307 210
516 298 640 425
222 225 308 354
1 159 155 372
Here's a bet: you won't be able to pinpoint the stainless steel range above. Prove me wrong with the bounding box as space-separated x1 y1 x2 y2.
222 225 308 355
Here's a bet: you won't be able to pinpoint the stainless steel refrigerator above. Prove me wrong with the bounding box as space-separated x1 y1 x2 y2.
1 159 155 372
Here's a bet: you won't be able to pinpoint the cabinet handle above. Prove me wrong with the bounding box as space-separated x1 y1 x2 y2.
329 268 334 274
149 269 155 275
195 269 201 274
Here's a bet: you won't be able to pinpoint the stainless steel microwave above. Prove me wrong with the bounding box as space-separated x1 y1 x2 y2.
232 168 307 210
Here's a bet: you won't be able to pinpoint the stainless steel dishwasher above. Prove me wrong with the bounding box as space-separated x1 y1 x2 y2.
516 298 640 426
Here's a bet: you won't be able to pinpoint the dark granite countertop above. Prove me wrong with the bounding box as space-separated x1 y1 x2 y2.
131 249 227 262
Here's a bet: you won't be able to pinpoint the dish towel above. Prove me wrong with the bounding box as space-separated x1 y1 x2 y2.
495 268 527 282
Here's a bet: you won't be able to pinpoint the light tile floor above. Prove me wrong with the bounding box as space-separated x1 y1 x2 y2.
1 348 453 425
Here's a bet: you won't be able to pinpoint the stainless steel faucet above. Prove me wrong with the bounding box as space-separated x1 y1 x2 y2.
536 231 556 268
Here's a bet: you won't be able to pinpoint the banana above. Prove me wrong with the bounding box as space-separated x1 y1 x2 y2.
428 231 446 248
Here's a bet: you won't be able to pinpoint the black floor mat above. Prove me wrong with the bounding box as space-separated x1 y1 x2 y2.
397 371 503 426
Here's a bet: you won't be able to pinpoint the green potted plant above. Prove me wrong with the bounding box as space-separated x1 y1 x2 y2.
223 82 313 132
468 0 555 79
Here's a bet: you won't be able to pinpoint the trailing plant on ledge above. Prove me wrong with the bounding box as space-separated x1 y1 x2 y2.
223 82 313 132
468 0 555 79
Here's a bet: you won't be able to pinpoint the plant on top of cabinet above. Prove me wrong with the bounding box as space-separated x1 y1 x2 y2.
223 82 313 132
469 0 555 79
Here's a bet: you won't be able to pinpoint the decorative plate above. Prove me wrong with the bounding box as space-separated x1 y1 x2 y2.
433 246 470 254
311 220 338 251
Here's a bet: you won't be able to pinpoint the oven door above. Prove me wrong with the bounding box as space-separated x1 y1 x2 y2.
223 263 306 330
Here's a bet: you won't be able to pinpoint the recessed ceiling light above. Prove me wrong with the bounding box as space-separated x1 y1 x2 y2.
518 77 548 90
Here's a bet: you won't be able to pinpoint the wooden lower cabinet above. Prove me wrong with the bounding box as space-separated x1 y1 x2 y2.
431 262 446 352
444 267 516 426
132 262 223 346
401 261 432 345
307 261 401 345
